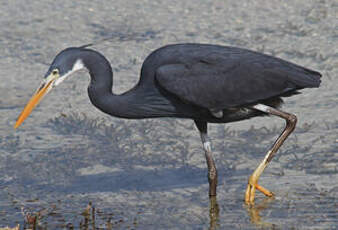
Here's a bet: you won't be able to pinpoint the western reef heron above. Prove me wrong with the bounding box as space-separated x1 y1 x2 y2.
14 43 321 204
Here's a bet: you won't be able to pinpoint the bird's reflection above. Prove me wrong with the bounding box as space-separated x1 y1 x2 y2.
208 196 220 230
246 197 276 229
208 196 277 229
77 196 276 229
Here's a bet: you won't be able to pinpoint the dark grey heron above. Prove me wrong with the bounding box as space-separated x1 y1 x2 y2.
15 43 321 203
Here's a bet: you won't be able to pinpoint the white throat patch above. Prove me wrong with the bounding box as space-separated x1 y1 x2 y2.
54 59 85 86
72 59 85 72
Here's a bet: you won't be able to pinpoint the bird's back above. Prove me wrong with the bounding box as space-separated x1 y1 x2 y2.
136 43 321 122
141 43 321 86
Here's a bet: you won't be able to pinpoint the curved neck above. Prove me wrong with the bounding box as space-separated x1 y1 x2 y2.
78 49 188 119
80 49 129 118
82 49 113 94
81 49 159 118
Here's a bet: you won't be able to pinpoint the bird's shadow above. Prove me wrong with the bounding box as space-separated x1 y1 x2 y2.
48 166 232 194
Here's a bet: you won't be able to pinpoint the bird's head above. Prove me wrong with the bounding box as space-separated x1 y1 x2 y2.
14 47 85 129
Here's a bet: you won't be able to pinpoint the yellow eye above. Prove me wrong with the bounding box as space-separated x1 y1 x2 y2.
52 69 59 75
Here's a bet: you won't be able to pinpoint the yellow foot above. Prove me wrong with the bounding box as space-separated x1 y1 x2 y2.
256 184 274 197
245 182 256 204
245 180 274 204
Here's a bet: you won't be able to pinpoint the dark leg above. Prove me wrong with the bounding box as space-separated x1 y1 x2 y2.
245 104 297 204
195 120 218 196
209 196 220 230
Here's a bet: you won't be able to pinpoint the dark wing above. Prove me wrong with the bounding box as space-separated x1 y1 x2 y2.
155 51 321 110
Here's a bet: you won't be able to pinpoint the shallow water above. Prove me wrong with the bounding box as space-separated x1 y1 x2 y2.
0 0 337 229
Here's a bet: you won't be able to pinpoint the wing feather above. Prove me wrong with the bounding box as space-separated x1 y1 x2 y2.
155 51 321 110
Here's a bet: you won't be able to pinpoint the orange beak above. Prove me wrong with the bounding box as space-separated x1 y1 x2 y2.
14 78 56 129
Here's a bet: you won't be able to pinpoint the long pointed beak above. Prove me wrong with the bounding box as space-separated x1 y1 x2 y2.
14 77 56 129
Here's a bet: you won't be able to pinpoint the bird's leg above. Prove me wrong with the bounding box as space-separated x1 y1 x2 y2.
195 120 218 196
245 104 297 204
209 196 220 230
202 132 218 196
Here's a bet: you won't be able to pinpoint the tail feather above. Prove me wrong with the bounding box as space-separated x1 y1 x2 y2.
283 67 322 88
300 68 322 87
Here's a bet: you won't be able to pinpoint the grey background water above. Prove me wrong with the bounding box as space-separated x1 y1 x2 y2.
0 0 337 229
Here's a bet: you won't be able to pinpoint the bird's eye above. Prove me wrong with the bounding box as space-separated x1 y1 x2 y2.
52 69 59 75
